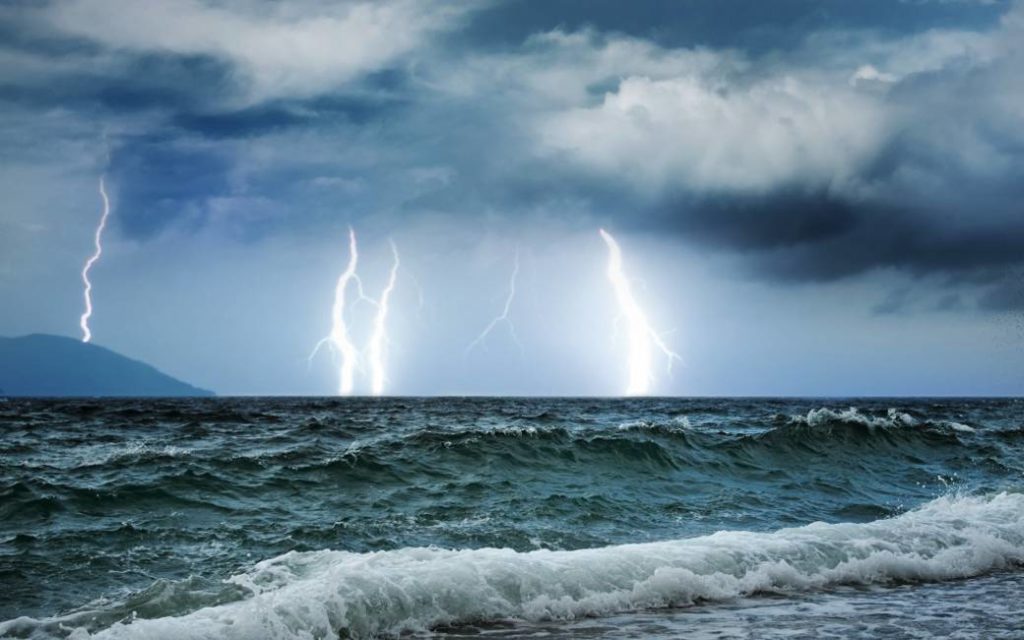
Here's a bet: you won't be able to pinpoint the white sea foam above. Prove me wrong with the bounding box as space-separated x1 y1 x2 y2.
616 419 651 430
792 407 919 428
790 407 979 434
491 425 538 436
45 492 1024 640
616 416 692 431
17 442 193 471
943 421 976 433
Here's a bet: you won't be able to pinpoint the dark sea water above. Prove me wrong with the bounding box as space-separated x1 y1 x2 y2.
1 397 1023 639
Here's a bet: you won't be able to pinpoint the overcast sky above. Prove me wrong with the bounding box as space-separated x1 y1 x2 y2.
1 0 1023 396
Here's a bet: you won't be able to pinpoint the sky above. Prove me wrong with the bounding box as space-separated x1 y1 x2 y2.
1 0 1023 396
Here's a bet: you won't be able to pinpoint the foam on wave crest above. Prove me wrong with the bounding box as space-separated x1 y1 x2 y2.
792 407 919 428
787 407 975 433
45 492 1024 640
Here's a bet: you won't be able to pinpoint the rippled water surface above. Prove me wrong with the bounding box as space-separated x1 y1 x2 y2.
1 397 1022 638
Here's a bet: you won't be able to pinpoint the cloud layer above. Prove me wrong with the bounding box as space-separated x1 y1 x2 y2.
1 0 1022 392
48 0 467 103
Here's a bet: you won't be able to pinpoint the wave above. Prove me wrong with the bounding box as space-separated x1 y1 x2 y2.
789 407 921 428
24 492 1022 640
785 406 975 433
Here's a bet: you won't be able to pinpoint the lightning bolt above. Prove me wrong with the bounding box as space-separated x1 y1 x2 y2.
367 240 400 396
310 227 361 395
466 247 522 355
79 176 111 343
599 229 680 395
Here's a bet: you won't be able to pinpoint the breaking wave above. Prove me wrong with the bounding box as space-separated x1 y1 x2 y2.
785 406 975 433
14 492 1019 640
5 398 1022 639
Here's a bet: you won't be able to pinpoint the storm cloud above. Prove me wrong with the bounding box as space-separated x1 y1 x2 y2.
1 0 1022 394
4 0 1021 274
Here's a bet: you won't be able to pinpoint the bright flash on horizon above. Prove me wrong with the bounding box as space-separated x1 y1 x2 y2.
599 228 681 395
310 229 401 396
79 176 111 343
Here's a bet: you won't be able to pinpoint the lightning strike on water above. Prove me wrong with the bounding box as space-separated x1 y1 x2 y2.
599 228 681 395
466 247 522 355
310 228 361 395
79 176 111 343
367 240 400 396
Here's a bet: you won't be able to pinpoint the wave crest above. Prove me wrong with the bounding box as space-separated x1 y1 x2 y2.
790 407 921 428
61 492 1024 640
779 406 977 438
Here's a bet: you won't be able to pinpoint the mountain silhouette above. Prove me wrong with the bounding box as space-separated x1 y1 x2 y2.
0 334 214 397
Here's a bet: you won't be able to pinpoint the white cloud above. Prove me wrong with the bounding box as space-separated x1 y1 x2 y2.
803 27 998 81
438 29 745 108
850 64 899 86
48 0 467 103
488 6 1023 197
538 71 889 193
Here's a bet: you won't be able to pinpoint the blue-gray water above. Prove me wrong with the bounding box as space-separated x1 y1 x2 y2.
1 398 1023 638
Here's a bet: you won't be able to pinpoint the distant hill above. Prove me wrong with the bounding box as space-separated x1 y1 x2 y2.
0 334 214 397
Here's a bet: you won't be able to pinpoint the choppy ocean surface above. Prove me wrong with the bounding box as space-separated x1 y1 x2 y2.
1 397 1023 639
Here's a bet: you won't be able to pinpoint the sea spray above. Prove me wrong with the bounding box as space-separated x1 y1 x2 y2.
52 492 1024 640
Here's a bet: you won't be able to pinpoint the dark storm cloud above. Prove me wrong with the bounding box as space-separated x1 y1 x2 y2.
108 139 232 239
872 287 913 315
2 0 1021 292
618 183 1023 283
516 3 1024 287
934 293 965 312
171 69 413 139
979 278 1024 311
0 18 97 59
0 51 235 114
173 107 311 140
3 0 1024 396
767 222 1024 283
459 0 1007 53
0 2 241 113
96 54 236 111
653 190 860 252
732 73 1024 282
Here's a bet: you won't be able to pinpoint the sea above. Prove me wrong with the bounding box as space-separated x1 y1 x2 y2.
1 397 1023 639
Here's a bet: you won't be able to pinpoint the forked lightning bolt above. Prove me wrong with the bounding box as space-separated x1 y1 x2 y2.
79 176 111 343
311 229 401 396
466 247 522 355
599 229 680 395
368 241 400 396
310 228 361 395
